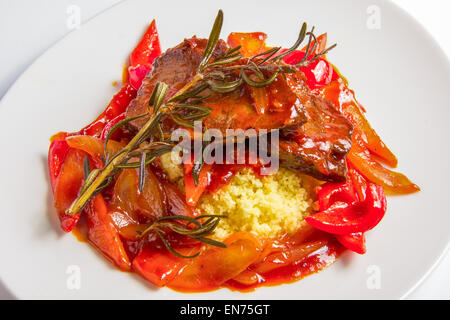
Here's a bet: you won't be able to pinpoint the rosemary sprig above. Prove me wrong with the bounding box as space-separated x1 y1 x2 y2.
64 9 336 257
139 215 228 258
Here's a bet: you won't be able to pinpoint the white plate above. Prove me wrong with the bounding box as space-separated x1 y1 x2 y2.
0 0 449 299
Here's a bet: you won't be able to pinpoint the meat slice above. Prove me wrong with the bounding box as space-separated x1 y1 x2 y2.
125 37 352 181
278 73 353 181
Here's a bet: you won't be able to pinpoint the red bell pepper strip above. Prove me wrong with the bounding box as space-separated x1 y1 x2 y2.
347 162 368 201
306 183 387 235
65 135 125 169
100 112 125 141
316 180 357 211
48 20 161 233
128 20 161 90
284 35 401 172
315 78 418 194
310 33 328 55
317 80 398 167
48 139 71 192
49 131 69 143
128 65 151 90
129 20 161 69
132 245 198 287
336 232 366 254
312 164 369 254
104 84 137 119
281 33 338 90
53 148 87 232
184 162 213 206
282 50 338 90
51 136 123 233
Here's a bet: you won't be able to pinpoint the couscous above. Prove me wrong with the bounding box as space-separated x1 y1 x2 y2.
159 153 316 239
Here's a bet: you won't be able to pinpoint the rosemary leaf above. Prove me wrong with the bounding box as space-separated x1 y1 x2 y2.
138 152 146 192
119 143 173 168
149 82 169 113
148 214 228 258
179 109 211 121
194 214 229 220
275 22 307 60
193 237 227 248
207 78 243 93
225 45 242 56
205 53 242 68
169 113 195 129
241 69 279 88
134 112 165 147
155 215 203 228
83 156 90 180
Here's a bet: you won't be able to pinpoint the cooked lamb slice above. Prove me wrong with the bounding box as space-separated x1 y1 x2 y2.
126 37 307 133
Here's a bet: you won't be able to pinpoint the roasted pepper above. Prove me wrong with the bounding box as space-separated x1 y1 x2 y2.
306 183 386 235
128 20 161 90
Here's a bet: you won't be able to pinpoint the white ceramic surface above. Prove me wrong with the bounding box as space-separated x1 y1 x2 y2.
0 0 448 299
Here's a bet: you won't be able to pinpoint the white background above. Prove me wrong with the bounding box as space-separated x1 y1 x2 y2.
0 0 448 299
